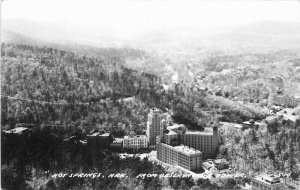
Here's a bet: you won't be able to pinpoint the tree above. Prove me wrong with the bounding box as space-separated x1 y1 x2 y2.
222 178 240 189
196 178 216 189
147 177 162 190
234 136 241 144
250 129 258 144
178 181 189 190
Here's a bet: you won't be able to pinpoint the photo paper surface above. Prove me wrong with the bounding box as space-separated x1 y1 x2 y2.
1 0 300 189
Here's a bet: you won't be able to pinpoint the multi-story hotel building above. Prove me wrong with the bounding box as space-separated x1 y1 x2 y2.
149 109 219 171
181 126 219 155
252 174 284 190
158 123 219 155
123 135 148 149
146 108 162 147
157 143 202 171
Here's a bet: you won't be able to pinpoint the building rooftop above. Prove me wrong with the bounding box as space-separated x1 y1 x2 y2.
219 122 243 129
253 174 282 185
117 97 135 103
101 133 110 137
242 120 266 126
173 144 202 155
242 120 255 125
112 138 123 143
166 130 177 135
202 161 215 168
134 135 147 138
87 132 101 137
87 132 110 137
124 135 147 139
168 124 186 130
4 127 28 134
185 128 213 135
214 159 228 164
150 108 161 113
281 114 299 123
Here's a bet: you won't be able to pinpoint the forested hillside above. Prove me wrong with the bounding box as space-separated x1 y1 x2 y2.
0 43 280 189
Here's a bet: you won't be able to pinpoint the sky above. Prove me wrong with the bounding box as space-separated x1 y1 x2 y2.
3 0 300 31
2 0 300 49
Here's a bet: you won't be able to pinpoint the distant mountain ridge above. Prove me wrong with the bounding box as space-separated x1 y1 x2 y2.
2 29 146 60
2 18 300 54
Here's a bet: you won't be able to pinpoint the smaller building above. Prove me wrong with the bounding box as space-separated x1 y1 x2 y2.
276 108 300 123
252 174 284 190
64 136 81 144
271 93 299 108
213 159 229 170
242 120 267 130
123 135 148 150
110 138 123 151
219 122 243 131
3 127 29 135
202 159 229 171
202 161 215 170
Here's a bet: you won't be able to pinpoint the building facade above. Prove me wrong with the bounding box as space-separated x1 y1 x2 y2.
242 120 267 130
271 93 299 108
157 143 202 171
110 138 123 150
87 132 112 149
146 108 162 147
123 135 148 149
180 126 219 155
158 124 219 155
252 174 284 190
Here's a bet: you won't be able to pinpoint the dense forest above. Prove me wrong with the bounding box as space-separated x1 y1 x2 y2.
0 43 278 189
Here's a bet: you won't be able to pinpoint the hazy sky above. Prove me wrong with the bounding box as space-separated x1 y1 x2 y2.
3 0 300 31
2 0 300 49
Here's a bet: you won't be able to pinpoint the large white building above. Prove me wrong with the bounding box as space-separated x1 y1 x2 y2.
180 127 219 155
123 135 148 149
157 143 202 171
252 174 284 190
158 123 219 155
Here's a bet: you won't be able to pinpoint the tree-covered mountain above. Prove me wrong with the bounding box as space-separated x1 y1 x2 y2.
1 43 253 190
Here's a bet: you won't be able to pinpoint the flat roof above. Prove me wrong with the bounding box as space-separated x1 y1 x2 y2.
150 108 160 113
112 138 123 143
220 122 243 129
173 144 202 155
168 124 185 130
101 133 110 136
242 121 266 125
87 132 110 137
124 135 147 139
134 135 147 138
4 127 28 134
185 130 213 135
253 174 282 185
87 132 101 137
202 161 215 167
214 159 228 164
166 130 177 135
